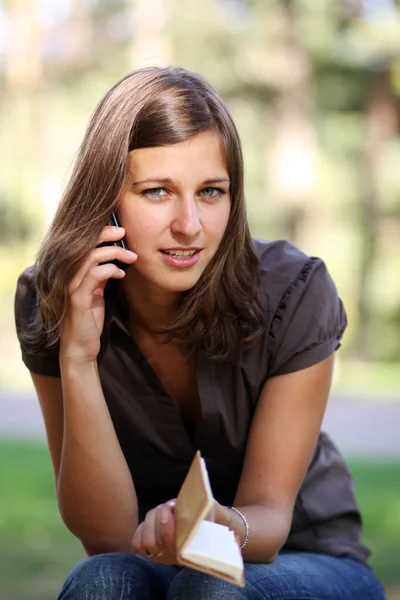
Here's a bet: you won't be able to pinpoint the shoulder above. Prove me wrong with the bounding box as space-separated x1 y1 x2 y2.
15 265 61 377
253 238 309 272
252 239 347 377
15 265 39 333
253 238 337 311
253 238 317 309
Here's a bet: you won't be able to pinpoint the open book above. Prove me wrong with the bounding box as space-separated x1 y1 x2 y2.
175 451 245 587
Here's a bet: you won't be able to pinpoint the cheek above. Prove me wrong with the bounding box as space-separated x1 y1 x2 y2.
123 207 164 249
208 203 231 241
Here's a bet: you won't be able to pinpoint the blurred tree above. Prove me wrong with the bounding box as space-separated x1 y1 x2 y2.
126 0 174 68
263 0 318 243
334 0 400 358
1 0 400 361
2 0 46 239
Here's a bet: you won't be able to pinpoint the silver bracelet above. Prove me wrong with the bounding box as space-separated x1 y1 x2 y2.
228 506 250 550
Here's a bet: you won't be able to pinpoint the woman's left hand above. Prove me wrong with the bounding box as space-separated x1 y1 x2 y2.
132 500 178 565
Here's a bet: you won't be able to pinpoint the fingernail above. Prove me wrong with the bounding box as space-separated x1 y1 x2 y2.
126 250 136 257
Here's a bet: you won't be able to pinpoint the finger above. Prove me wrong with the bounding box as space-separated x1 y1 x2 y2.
158 505 176 556
97 225 126 246
93 245 137 263
91 245 137 273
141 509 162 556
69 247 136 294
132 523 144 554
68 225 126 293
69 264 126 310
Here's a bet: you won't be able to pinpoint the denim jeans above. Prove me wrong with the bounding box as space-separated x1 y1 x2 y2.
58 550 386 600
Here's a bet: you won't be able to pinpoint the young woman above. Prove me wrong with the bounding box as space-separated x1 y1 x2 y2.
15 66 385 600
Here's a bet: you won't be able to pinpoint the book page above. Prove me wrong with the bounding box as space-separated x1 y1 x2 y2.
175 452 214 552
181 519 244 581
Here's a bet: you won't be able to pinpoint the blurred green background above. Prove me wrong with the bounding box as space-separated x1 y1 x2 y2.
0 0 399 599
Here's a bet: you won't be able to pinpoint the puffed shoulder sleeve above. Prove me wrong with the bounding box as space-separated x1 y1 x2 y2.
14 266 61 377
262 242 347 378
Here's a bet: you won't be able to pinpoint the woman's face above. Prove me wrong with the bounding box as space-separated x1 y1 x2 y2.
118 131 231 295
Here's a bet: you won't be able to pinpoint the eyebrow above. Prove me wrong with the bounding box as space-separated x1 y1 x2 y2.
131 177 230 187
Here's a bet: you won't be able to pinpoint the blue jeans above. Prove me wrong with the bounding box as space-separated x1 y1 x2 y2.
58 550 386 600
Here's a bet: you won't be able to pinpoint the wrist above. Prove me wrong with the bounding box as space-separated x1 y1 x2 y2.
227 506 250 550
214 501 234 528
60 355 98 377
214 502 250 550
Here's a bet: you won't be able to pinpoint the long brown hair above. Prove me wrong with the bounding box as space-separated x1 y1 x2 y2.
22 66 264 361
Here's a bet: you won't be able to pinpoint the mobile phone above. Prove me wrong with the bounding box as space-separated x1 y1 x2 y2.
99 211 130 271
108 212 127 250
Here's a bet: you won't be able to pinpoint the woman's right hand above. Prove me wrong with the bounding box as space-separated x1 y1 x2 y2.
60 225 137 365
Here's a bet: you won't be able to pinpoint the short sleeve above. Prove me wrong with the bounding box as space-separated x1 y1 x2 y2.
14 266 61 377
266 251 347 378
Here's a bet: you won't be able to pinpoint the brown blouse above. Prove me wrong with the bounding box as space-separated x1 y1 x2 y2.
14 239 371 561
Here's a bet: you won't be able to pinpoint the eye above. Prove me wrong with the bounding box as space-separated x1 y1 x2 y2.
200 187 226 199
142 187 168 199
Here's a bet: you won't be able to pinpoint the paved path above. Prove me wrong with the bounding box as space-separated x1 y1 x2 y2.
1 390 399 457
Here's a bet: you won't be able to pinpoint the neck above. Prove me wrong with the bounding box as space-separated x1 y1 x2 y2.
120 272 180 334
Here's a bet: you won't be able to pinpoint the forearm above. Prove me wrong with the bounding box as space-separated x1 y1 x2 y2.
58 359 138 554
215 501 291 563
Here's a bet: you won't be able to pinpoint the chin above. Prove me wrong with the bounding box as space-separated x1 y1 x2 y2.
158 273 202 293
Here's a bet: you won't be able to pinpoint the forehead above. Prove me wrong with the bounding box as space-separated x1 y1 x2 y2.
128 131 228 177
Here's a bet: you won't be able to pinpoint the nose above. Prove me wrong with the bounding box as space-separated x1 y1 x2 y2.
170 196 202 238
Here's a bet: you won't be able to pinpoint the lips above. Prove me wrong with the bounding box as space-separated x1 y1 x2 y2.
159 249 202 269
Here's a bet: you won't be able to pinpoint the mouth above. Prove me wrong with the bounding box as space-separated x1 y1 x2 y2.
158 248 202 269
160 249 201 257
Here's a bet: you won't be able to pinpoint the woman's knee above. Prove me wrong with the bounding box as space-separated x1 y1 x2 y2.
167 567 247 600
58 552 167 600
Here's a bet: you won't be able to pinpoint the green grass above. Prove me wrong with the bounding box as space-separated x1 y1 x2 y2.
0 442 84 600
350 461 400 585
0 441 399 600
